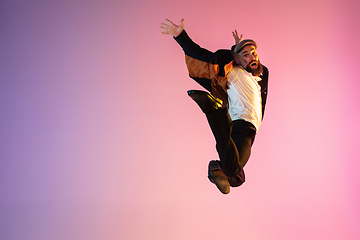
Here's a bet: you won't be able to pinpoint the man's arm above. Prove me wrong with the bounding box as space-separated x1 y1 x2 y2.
161 19 218 64
161 19 219 78
174 30 217 64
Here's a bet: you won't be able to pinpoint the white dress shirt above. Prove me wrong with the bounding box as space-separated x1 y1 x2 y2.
227 66 262 131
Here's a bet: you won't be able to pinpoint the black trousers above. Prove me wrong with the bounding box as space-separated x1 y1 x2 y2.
206 108 256 187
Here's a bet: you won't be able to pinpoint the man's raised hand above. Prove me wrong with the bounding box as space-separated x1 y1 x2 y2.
161 19 184 37
232 30 243 45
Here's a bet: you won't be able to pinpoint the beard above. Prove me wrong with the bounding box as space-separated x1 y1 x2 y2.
246 59 263 76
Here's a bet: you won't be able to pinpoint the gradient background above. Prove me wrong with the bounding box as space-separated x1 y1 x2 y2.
1 0 360 239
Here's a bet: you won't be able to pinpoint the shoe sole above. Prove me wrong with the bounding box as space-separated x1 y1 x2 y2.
187 90 223 106
210 170 230 194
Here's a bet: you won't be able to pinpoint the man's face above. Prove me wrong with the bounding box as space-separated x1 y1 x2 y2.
239 45 262 76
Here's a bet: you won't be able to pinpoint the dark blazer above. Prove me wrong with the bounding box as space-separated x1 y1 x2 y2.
174 30 269 119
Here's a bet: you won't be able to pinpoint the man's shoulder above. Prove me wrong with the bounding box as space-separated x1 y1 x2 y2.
262 65 269 72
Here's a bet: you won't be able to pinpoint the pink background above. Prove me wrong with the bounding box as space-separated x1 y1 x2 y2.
1 0 360 239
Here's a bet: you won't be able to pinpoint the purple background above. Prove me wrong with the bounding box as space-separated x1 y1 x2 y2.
1 0 360 239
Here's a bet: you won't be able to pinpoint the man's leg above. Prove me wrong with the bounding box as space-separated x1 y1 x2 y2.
187 90 232 194
205 109 257 188
187 90 254 192
231 119 256 168
206 108 243 178
226 119 256 187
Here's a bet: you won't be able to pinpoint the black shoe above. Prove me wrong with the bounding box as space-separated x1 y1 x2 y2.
187 90 222 114
208 160 230 194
